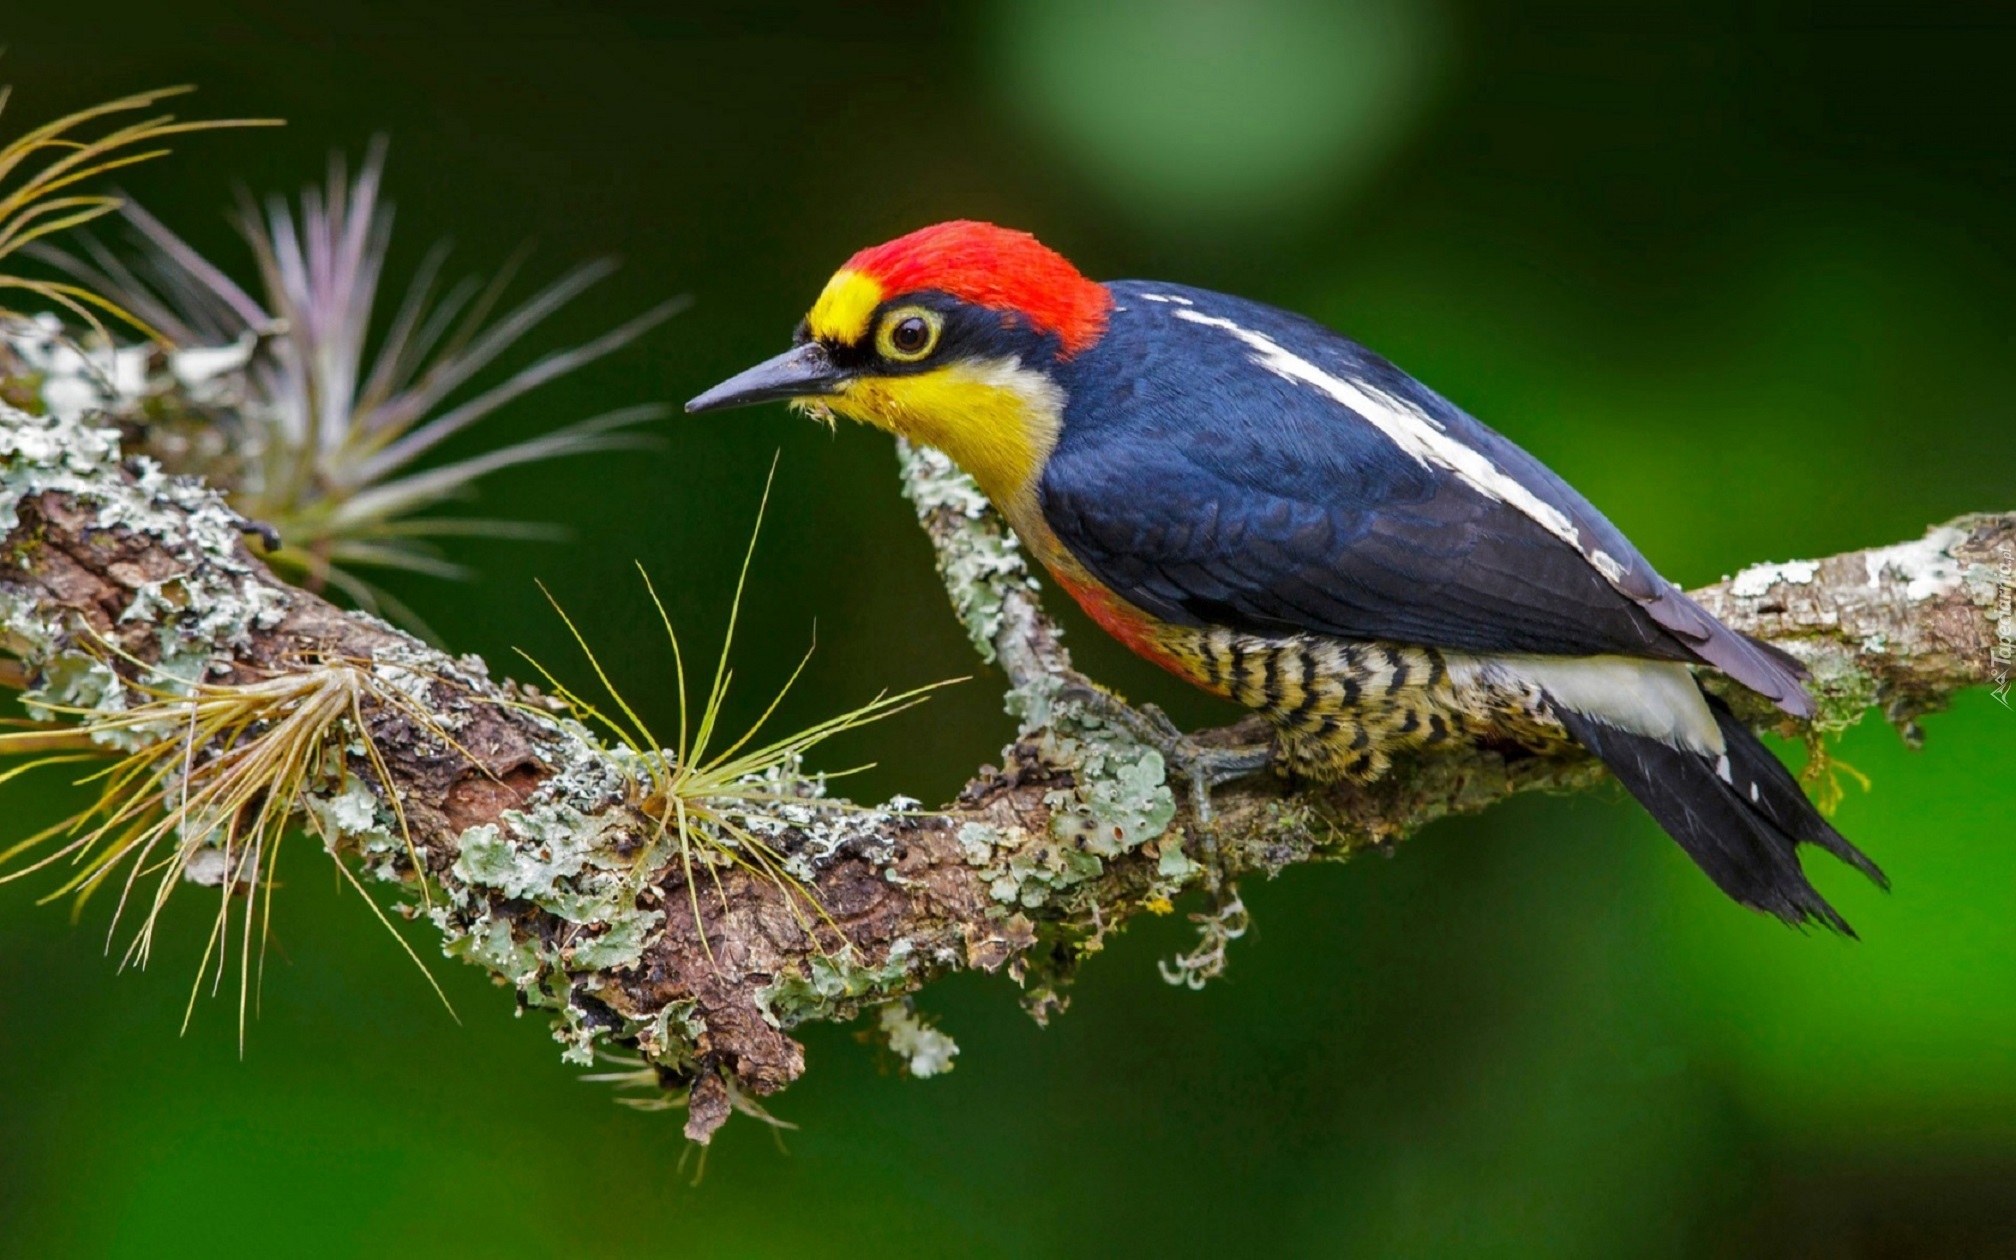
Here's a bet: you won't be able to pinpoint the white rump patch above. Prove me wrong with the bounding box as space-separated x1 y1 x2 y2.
1172 307 1629 591
1452 653 1724 756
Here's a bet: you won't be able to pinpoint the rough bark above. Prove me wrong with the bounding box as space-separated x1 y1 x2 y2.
2 398 2009 1142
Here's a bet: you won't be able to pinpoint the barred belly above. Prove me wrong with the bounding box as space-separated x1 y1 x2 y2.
1159 625 1578 782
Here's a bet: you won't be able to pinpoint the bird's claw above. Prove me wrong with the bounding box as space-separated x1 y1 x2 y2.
1055 678 1271 824
1166 740 1275 826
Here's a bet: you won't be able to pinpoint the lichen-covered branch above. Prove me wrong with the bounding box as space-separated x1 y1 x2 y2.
2 390 2009 1142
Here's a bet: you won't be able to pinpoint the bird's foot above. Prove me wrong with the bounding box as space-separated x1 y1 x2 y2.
1056 680 1273 825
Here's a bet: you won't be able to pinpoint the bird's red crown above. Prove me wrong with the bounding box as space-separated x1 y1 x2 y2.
843 220 1112 356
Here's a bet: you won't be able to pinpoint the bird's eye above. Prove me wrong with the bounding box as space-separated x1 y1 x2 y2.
876 307 942 363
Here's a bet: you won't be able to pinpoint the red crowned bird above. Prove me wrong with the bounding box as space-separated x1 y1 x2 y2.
688 220 1885 932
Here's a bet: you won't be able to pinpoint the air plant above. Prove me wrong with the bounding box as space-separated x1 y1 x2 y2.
0 87 949 1071
0 83 277 340
0 646 463 1049
37 137 683 630
520 469 956 955
0 476 950 1039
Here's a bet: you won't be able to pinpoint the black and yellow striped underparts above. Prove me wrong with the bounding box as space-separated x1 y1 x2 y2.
1163 625 1577 782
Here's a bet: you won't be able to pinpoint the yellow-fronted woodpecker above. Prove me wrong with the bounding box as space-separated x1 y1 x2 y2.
690 220 1885 932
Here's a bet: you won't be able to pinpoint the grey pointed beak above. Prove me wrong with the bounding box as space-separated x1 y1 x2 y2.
685 342 849 414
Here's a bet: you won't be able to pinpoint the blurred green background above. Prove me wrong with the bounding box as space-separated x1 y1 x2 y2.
3 4 2014 1256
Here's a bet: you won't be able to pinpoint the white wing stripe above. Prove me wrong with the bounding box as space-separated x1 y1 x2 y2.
1172 307 1628 587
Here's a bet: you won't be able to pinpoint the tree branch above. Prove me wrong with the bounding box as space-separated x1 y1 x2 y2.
1 393 2008 1142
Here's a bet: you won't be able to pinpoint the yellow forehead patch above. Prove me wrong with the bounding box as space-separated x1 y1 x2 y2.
805 268 884 346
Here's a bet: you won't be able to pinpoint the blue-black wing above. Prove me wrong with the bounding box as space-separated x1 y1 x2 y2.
1040 282 1810 713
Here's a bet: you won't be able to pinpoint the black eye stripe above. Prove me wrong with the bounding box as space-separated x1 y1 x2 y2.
813 292 1064 373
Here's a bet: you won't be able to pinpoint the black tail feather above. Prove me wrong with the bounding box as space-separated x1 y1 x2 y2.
1703 695 1888 891
1554 696 1886 934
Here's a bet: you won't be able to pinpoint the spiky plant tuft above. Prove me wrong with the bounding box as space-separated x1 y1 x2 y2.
0 83 277 341
0 645 462 1048
521 467 956 955
35 137 682 629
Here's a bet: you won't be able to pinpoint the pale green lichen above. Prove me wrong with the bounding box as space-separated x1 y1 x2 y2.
877 1000 958 1078
308 771 415 881
955 820 1001 865
972 712 1180 910
950 715 1182 910
721 767 917 886
1727 558 1820 598
1 399 286 740
1860 525 1968 602
894 443 1183 904
1157 891 1249 990
434 720 669 1061
446 911 548 989
759 940 920 1028
1154 833 1202 881
896 440 1038 667
450 808 636 922
1 313 248 427
894 440 1189 907
23 651 128 721
960 815 1101 907
1802 648 1883 735
308 770 385 834
986 837 1105 908
569 912 664 971
1051 741 1174 858
369 640 498 734
0 323 284 719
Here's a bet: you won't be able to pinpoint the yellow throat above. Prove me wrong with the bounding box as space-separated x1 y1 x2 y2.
824 359 1065 513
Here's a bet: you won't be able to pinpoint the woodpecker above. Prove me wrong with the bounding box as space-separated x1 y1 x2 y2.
688 220 1885 931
